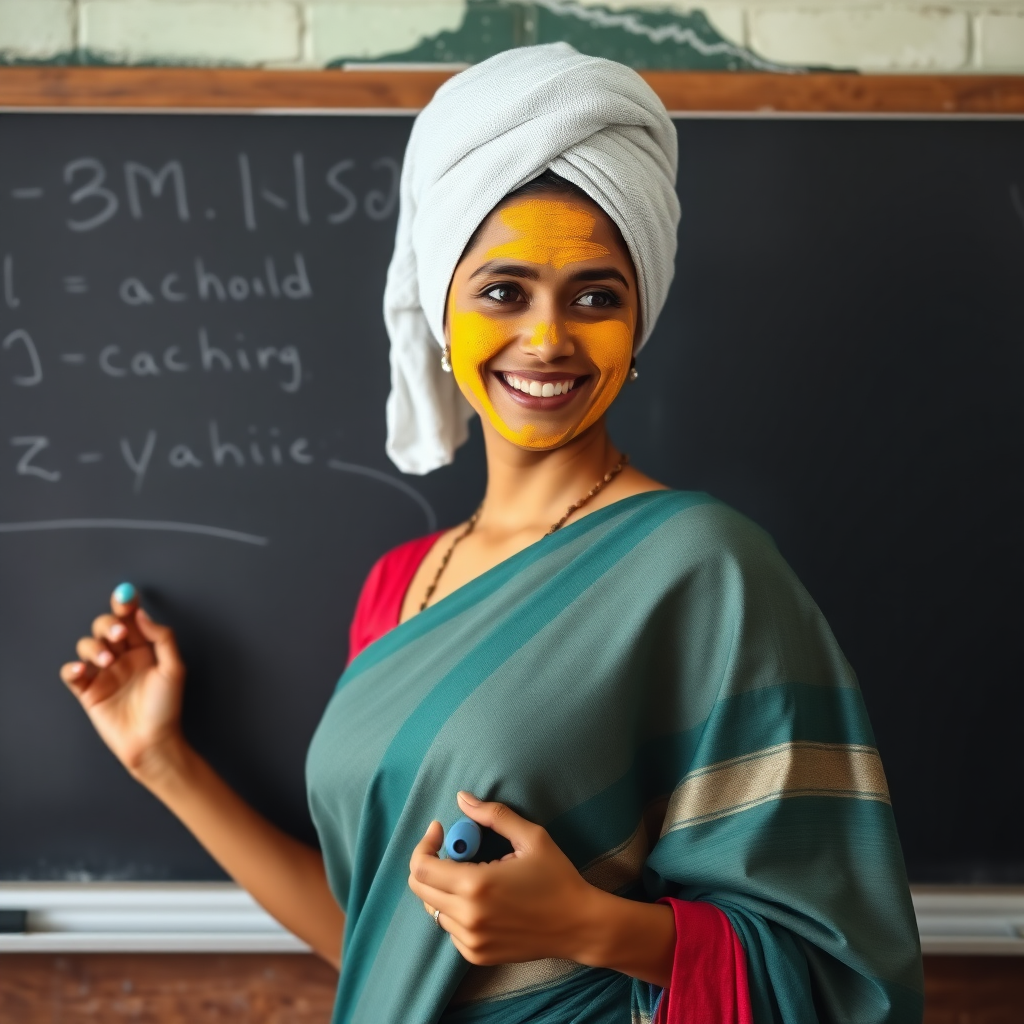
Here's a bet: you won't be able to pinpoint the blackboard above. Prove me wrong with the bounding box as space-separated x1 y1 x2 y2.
1 112 1021 885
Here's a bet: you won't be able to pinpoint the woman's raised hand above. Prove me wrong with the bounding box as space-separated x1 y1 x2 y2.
59 584 187 780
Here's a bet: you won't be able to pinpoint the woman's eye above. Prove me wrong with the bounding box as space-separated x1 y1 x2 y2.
482 284 522 304
575 290 619 308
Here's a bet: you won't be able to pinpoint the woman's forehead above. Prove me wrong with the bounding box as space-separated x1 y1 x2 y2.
467 193 632 269
485 198 611 269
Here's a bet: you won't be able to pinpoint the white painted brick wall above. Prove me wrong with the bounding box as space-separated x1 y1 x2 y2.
749 7 970 70
81 0 302 65
0 0 74 58
0 0 1022 72
978 10 1024 69
308 1 463 63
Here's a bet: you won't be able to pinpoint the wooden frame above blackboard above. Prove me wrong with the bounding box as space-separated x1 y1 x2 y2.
0 66 1023 114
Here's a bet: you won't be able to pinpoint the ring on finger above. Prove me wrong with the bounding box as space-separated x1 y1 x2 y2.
433 908 441 927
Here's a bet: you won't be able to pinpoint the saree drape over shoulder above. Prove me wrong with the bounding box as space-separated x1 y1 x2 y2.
306 491 923 1024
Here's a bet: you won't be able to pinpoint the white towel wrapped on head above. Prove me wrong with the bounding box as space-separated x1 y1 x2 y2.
383 42 680 475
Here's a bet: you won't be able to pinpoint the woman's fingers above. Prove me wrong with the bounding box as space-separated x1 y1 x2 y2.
413 820 444 857
409 821 484 897
134 608 184 682
91 613 132 653
456 792 540 852
76 635 114 668
110 582 137 615
409 876 467 921
108 583 148 647
411 855 476 895
60 660 96 693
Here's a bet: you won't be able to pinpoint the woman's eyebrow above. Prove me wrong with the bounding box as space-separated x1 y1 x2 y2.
469 261 541 281
569 267 630 288
468 262 630 288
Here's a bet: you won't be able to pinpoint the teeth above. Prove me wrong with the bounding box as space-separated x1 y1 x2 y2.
502 373 577 396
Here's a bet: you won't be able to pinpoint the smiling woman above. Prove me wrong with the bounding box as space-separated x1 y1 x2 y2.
447 182 636 450
60 42 923 1024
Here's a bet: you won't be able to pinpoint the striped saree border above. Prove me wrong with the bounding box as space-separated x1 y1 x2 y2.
452 740 892 1009
338 490 707 688
662 740 890 835
450 959 588 1007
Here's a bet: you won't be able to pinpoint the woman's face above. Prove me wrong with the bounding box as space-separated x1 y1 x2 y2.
446 193 639 451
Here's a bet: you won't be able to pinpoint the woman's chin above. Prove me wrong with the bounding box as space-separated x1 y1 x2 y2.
488 417 577 452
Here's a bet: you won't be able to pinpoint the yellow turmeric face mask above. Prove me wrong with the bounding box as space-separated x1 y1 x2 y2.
448 197 636 450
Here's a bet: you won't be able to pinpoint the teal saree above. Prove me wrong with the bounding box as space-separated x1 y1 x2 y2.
306 491 923 1024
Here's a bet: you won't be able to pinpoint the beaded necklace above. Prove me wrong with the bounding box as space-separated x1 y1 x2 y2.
419 453 629 612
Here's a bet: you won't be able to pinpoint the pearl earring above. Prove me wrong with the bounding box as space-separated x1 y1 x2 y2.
441 345 452 373
628 359 638 382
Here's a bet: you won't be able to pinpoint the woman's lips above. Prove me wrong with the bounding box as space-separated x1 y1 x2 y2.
493 370 589 409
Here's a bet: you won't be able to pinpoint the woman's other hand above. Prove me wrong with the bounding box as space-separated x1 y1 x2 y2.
59 583 186 782
408 791 600 967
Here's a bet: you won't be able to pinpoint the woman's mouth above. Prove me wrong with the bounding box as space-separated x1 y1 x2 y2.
494 370 588 409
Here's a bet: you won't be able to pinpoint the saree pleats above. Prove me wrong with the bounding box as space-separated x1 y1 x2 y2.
306 491 923 1024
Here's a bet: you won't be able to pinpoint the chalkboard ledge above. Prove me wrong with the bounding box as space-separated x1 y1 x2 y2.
0 884 1021 954
0 883 308 953
913 888 1024 956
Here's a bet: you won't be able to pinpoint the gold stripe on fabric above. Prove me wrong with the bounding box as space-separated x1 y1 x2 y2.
450 959 585 1006
662 741 890 835
581 819 648 893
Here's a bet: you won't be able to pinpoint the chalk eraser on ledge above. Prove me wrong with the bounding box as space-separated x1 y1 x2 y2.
0 910 27 933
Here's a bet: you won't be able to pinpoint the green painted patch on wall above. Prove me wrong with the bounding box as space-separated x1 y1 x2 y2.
328 0 802 72
0 0 807 72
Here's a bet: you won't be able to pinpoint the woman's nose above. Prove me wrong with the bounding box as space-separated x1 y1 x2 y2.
521 318 574 360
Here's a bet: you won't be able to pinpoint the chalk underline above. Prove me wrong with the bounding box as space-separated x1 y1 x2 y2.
0 467 437 546
0 519 269 546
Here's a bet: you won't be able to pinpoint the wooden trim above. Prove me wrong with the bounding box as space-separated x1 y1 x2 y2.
0 67 454 110
644 70 1024 115
0 66 1022 114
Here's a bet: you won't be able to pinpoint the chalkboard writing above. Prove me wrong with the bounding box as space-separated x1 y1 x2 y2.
1 114 1021 884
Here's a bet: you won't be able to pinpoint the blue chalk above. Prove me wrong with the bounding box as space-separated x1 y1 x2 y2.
113 582 136 605
445 817 481 862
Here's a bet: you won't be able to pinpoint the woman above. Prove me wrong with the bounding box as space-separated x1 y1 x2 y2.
60 44 922 1024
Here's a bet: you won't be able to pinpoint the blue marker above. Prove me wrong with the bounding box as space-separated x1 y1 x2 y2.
113 582 136 605
445 817 481 861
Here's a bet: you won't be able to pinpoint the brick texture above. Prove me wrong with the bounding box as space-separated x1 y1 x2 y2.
0 0 74 58
1 1 1023 74
309 2 464 63
978 10 1024 69
750 7 970 70
81 0 301 64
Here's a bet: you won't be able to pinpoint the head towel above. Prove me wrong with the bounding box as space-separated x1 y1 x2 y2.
383 42 680 475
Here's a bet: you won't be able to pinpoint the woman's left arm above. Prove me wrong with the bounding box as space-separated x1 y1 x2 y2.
408 791 675 987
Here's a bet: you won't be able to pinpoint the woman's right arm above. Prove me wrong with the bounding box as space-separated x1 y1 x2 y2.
59 588 345 968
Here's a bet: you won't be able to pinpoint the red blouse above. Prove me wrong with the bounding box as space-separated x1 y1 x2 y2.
346 536 753 1022
347 531 443 665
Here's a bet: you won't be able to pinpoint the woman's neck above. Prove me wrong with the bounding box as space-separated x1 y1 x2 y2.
477 421 624 537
